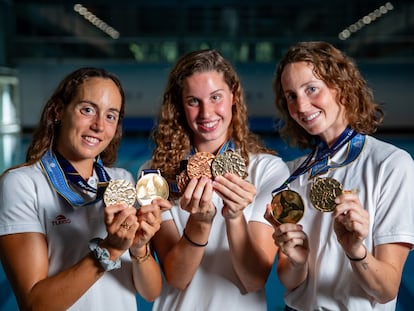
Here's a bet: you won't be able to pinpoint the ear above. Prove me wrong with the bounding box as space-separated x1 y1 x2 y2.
53 101 64 122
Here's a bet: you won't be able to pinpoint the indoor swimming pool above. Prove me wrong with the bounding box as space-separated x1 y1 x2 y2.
0 132 413 311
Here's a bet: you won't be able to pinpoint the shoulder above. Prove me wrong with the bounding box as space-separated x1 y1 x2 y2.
248 153 289 175
364 135 413 163
1 163 44 185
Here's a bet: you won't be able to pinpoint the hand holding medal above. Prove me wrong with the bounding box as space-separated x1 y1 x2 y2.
310 177 359 212
177 150 247 193
104 170 169 208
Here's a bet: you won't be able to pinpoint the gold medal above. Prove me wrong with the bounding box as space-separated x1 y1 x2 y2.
186 152 215 179
211 151 246 178
104 179 137 206
136 170 169 206
271 190 304 224
309 177 343 212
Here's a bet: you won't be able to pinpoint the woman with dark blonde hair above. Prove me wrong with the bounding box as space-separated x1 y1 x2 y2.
145 49 289 310
0 67 168 310
265 41 414 310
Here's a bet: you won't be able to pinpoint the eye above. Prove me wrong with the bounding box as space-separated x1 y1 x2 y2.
186 97 199 107
106 111 119 123
285 92 296 102
211 93 222 102
306 86 318 95
80 105 96 116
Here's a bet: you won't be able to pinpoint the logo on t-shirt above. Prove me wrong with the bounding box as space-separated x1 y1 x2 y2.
52 214 71 226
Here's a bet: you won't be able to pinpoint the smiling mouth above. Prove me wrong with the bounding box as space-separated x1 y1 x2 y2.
199 120 219 129
83 136 100 144
303 111 321 122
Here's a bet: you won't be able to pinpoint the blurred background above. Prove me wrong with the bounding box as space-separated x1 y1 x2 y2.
0 0 413 310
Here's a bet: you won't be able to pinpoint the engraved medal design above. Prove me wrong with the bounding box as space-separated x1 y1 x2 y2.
309 177 343 212
136 170 169 206
186 152 215 179
271 190 304 224
104 179 137 206
211 151 246 178
176 170 191 194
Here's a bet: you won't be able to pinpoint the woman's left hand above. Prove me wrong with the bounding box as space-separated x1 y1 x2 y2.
333 191 369 256
131 198 171 251
213 173 256 219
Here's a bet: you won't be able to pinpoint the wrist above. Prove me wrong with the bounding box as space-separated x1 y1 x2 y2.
89 238 121 271
346 245 368 261
129 243 151 263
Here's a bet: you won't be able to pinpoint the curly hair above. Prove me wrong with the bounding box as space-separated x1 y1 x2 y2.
273 41 384 150
151 49 274 181
25 67 125 167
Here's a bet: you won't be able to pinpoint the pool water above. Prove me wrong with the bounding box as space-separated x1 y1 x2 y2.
0 132 413 311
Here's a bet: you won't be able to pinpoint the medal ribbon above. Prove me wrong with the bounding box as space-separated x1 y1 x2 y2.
272 127 365 194
40 149 111 207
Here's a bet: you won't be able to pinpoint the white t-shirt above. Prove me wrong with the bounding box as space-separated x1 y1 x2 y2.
284 135 414 311
0 162 138 311
150 153 290 311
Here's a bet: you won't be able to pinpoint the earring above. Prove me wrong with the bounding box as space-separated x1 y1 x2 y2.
54 119 60 125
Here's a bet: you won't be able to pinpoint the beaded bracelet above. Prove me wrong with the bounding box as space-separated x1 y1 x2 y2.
346 246 368 261
183 229 208 247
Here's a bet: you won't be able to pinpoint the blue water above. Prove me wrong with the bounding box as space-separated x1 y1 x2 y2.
0 132 413 311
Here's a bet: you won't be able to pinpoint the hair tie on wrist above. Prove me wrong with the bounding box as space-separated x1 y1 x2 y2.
183 229 208 247
346 246 367 261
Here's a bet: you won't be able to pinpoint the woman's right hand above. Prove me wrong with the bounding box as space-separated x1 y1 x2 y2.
180 176 216 223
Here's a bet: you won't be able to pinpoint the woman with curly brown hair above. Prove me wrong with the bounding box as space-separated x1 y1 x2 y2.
265 41 414 311
142 49 289 310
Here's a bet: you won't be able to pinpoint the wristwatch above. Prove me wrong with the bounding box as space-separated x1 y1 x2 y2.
88 237 121 271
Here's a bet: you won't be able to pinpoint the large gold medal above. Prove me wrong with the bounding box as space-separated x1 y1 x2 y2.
136 170 169 206
104 179 137 206
309 177 343 212
271 189 304 224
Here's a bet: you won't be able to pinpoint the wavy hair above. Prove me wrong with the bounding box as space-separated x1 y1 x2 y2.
25 67 125 167
151 49 274 181
273 41 384 149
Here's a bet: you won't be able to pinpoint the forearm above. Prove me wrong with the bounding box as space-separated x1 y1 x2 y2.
277 254 308 290
347 245 405 303
226 216 274 293
24 253 104 311
131 245 162 301
163 217 212 290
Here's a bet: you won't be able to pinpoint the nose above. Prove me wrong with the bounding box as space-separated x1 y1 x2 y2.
295 94 311 112
198 101 212 118
91 114 104 131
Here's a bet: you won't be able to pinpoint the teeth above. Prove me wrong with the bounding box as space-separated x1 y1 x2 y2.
85 136 99 143
304 112 320 121
203 121 217 128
